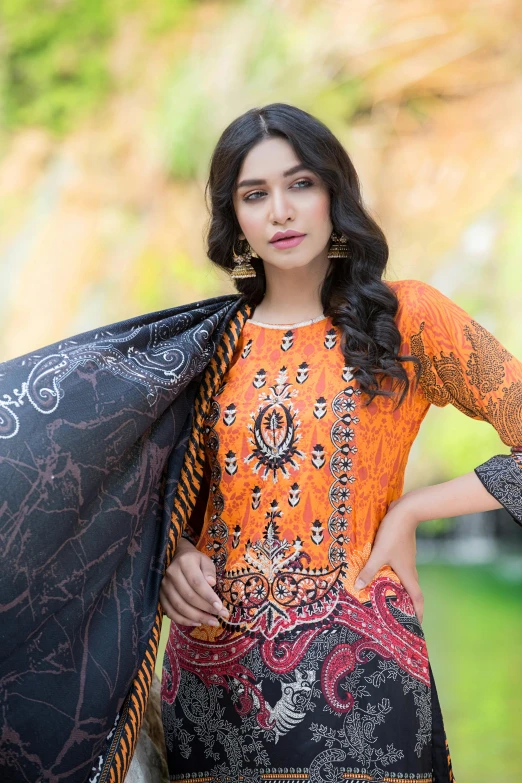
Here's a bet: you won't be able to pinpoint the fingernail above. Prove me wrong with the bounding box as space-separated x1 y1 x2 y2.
213 601 222 610
354 579 365 589
208 618 220 627
219 608 230 618
206 576 216 584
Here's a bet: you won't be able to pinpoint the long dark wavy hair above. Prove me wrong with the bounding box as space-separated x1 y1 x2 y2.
204 103 421 409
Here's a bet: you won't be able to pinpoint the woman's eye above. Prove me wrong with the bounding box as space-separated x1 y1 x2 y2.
243 179 313 202
293 179 313 189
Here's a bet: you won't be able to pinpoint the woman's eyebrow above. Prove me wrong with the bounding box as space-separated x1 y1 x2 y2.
235 163 311 190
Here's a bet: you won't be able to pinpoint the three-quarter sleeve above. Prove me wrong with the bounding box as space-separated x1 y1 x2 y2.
407 280 522 526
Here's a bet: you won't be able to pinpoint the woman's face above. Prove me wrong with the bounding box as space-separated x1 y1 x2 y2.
232 137 333 272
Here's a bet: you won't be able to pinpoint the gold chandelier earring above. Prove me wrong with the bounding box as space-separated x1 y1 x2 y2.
230 238 259 279
327 230 349 259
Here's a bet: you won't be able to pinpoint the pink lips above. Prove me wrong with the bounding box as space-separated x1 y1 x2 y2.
270 235 306 249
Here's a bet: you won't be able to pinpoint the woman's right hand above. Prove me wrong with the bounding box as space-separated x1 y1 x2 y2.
159 537 230 627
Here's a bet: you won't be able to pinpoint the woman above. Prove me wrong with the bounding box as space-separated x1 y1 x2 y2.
158 103 522 783
1 102 520 783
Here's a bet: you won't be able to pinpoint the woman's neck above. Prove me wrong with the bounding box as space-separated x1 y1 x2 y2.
252 255 330 324
251 301 325 325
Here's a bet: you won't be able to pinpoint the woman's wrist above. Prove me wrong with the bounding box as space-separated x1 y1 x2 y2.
176 536 197 555
391 491 424 529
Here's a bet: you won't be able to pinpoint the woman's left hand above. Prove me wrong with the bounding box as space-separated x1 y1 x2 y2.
353 496 424 623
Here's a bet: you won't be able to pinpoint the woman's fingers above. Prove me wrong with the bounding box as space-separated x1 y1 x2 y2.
160 547 231 625
179 555 228 614
168 562 229 618
159 582 222 626
159 591 200 626
161 574 221 622
354 552 380 590
199 553 217 586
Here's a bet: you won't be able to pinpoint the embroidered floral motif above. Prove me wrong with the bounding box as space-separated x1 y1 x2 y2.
245 366 307 482
219 518 344 635
328 373 361 567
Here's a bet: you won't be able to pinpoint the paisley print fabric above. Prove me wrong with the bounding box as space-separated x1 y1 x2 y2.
0 293 249 783
401 280 522 525
162 279 522 783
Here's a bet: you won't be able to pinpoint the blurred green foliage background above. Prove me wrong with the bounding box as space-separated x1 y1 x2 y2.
1 1 521 779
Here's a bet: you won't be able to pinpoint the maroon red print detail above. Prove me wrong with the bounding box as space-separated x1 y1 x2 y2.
321 644 357 713
162 574 430 727
260 627 323 674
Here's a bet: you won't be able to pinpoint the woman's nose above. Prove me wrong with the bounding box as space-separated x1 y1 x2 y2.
269 190 295 223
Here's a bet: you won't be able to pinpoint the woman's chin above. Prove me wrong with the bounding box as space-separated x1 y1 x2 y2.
263 254 322 271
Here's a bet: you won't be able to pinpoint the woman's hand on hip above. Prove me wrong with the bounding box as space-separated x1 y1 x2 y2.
353 497 424 623
160 537 230 626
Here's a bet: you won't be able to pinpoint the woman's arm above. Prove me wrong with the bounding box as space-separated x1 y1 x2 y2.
352 472 503 624
400 470 503 521
355 281 522 623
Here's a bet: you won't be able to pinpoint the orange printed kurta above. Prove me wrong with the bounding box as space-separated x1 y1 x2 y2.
162 279 522 783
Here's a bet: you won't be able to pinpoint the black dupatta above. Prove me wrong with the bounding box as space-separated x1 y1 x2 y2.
0 294 252 783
